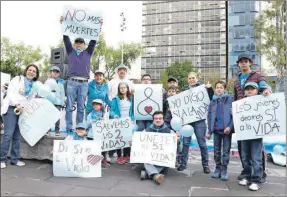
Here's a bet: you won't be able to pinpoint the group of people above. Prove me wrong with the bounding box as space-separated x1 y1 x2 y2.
0 22 272 190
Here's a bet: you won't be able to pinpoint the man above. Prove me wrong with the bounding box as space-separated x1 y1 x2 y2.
136 74 153 131
108 63 134 99
140 111 175 185
234 53 271 183
163 77 178 102
0 83 9 134
60 17 97 132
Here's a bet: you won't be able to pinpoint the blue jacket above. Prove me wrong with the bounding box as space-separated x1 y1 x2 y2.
86 80 111 115
86 110 104 138
110 96 135 120
146 123 172 133
44 78 65 106
207 94 234 135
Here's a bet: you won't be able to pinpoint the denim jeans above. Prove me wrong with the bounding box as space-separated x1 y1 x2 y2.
241 138 263 183
213 133 232 171
136 120 152 131
144 163 166 177
65 80 88 131
180 120 209 168
1 106 21 164
54 105 62 131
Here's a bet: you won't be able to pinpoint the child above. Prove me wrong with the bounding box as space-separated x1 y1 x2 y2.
110 82 135 164
206 81 234 181
45 66 65 136
238 82 264 191
86 99 110 167
65 122 88 140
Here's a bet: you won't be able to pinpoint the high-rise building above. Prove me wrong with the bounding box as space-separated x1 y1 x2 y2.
141 1 227 82
228 1 261 78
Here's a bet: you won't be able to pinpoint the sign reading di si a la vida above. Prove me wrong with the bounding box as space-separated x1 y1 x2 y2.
232 93 286 141
62 5 103 40
92 118 133 152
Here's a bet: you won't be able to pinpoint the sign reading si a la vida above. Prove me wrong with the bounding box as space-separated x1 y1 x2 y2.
18 98 61 146
232 93 286 141
62 5 103 40
92 118 133 152
53 140 102 178
167 85 210 125
130 132 177 168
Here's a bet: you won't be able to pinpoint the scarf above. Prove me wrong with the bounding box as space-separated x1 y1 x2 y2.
56 78 65 84
72 132 87 140
212 93 230 100
189 82 200 89
74 48 84 56
24 77 33 96
90 110 103 120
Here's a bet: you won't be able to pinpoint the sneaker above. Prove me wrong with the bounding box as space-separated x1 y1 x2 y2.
239 178 249 186
1 162 6 169
117 157 125 164
221 170 228 181
102 159 111 167
106 152 111 162
11 161 25 167
0 130 4 135
153 174 164 185
140 170 148 180
177 165 186 171
175 161 180 168
249 183 260 191
55 130 60 136
203 167 211 174
211 169 221 179
124 156 130 163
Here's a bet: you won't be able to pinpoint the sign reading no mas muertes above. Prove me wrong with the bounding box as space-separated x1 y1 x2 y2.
62 5 103 40
232 92 286 141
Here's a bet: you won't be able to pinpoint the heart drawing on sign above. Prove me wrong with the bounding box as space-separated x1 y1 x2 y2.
87 154 103 165
144 106 153 114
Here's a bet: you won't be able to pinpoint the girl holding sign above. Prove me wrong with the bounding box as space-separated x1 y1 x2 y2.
110 82 135 164
177 72 214 173
0 64 39 169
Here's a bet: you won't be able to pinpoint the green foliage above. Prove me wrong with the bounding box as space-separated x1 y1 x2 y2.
254 0 286 80
158 71 168 90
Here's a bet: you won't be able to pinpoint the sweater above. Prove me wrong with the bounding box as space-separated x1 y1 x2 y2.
146 123 172 133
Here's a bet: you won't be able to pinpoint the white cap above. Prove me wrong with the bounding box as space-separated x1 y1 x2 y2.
92 99 103 105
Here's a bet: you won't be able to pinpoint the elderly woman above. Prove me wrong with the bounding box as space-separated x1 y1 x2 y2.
86 70 111 118
1 64 40 169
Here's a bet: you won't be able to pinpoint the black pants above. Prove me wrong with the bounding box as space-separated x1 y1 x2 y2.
87 137 106 157
116 147 131 157
238 141 266 176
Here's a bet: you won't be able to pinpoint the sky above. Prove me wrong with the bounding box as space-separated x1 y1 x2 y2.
1 1 143 55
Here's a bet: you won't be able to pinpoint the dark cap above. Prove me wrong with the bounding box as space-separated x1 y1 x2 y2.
236 53 252 63
168 77 178 83
74 38 85 44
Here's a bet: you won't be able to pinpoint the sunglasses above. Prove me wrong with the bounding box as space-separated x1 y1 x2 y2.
52 70 60 73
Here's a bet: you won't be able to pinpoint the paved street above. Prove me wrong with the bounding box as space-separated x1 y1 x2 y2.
1 152 286 196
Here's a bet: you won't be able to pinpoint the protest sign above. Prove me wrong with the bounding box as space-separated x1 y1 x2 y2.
1 72 10 86
18 98 61 146
53 140 102 178
134 84 163 121
62 5 103 40
167 85 210 125
232 93 286 141
130 132 177 168
92 118 133 152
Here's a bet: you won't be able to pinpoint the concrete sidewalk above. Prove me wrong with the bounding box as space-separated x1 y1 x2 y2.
1 153 286 196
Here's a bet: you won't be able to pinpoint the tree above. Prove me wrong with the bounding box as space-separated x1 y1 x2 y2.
1 37 44 77
254 0 286 85
159 60 198 90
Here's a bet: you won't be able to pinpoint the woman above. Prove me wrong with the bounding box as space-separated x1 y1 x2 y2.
86 70 111 118
1 64 40 169
177 72 214 173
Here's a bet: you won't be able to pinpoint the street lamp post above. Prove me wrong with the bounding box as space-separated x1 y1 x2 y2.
120 12 127 64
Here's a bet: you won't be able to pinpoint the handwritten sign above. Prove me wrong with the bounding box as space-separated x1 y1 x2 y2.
18 98 61 146
232 93 286 141
53 140 102 177
62 5 103 40
167 85 210 125
130 132 177 168
134 84 163 120
92 118 133 152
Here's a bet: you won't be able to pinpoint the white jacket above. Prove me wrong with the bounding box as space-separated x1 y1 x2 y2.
1 76 36 115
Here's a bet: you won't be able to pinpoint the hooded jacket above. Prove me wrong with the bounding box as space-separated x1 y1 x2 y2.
110 96 135 120
146 123 172 133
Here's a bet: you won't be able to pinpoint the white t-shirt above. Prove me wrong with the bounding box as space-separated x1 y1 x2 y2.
108 77 134 100
120 98 131 118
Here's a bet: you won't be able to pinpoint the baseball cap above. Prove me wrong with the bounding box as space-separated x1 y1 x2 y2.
168 77 178 83
244 82 259 89
76 122 88 130
50 66 61 72
92 99 103 105
75 38 85 44
237 53 253 63
94 70 105 75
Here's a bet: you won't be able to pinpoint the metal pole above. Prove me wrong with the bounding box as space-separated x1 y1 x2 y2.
120 12 127 65
121 43 124 64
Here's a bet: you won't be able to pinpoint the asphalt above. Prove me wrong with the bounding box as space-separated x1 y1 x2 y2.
1 152 286 196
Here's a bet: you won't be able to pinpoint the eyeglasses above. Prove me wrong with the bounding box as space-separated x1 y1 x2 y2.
142 78 151 81
52 70 60 73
